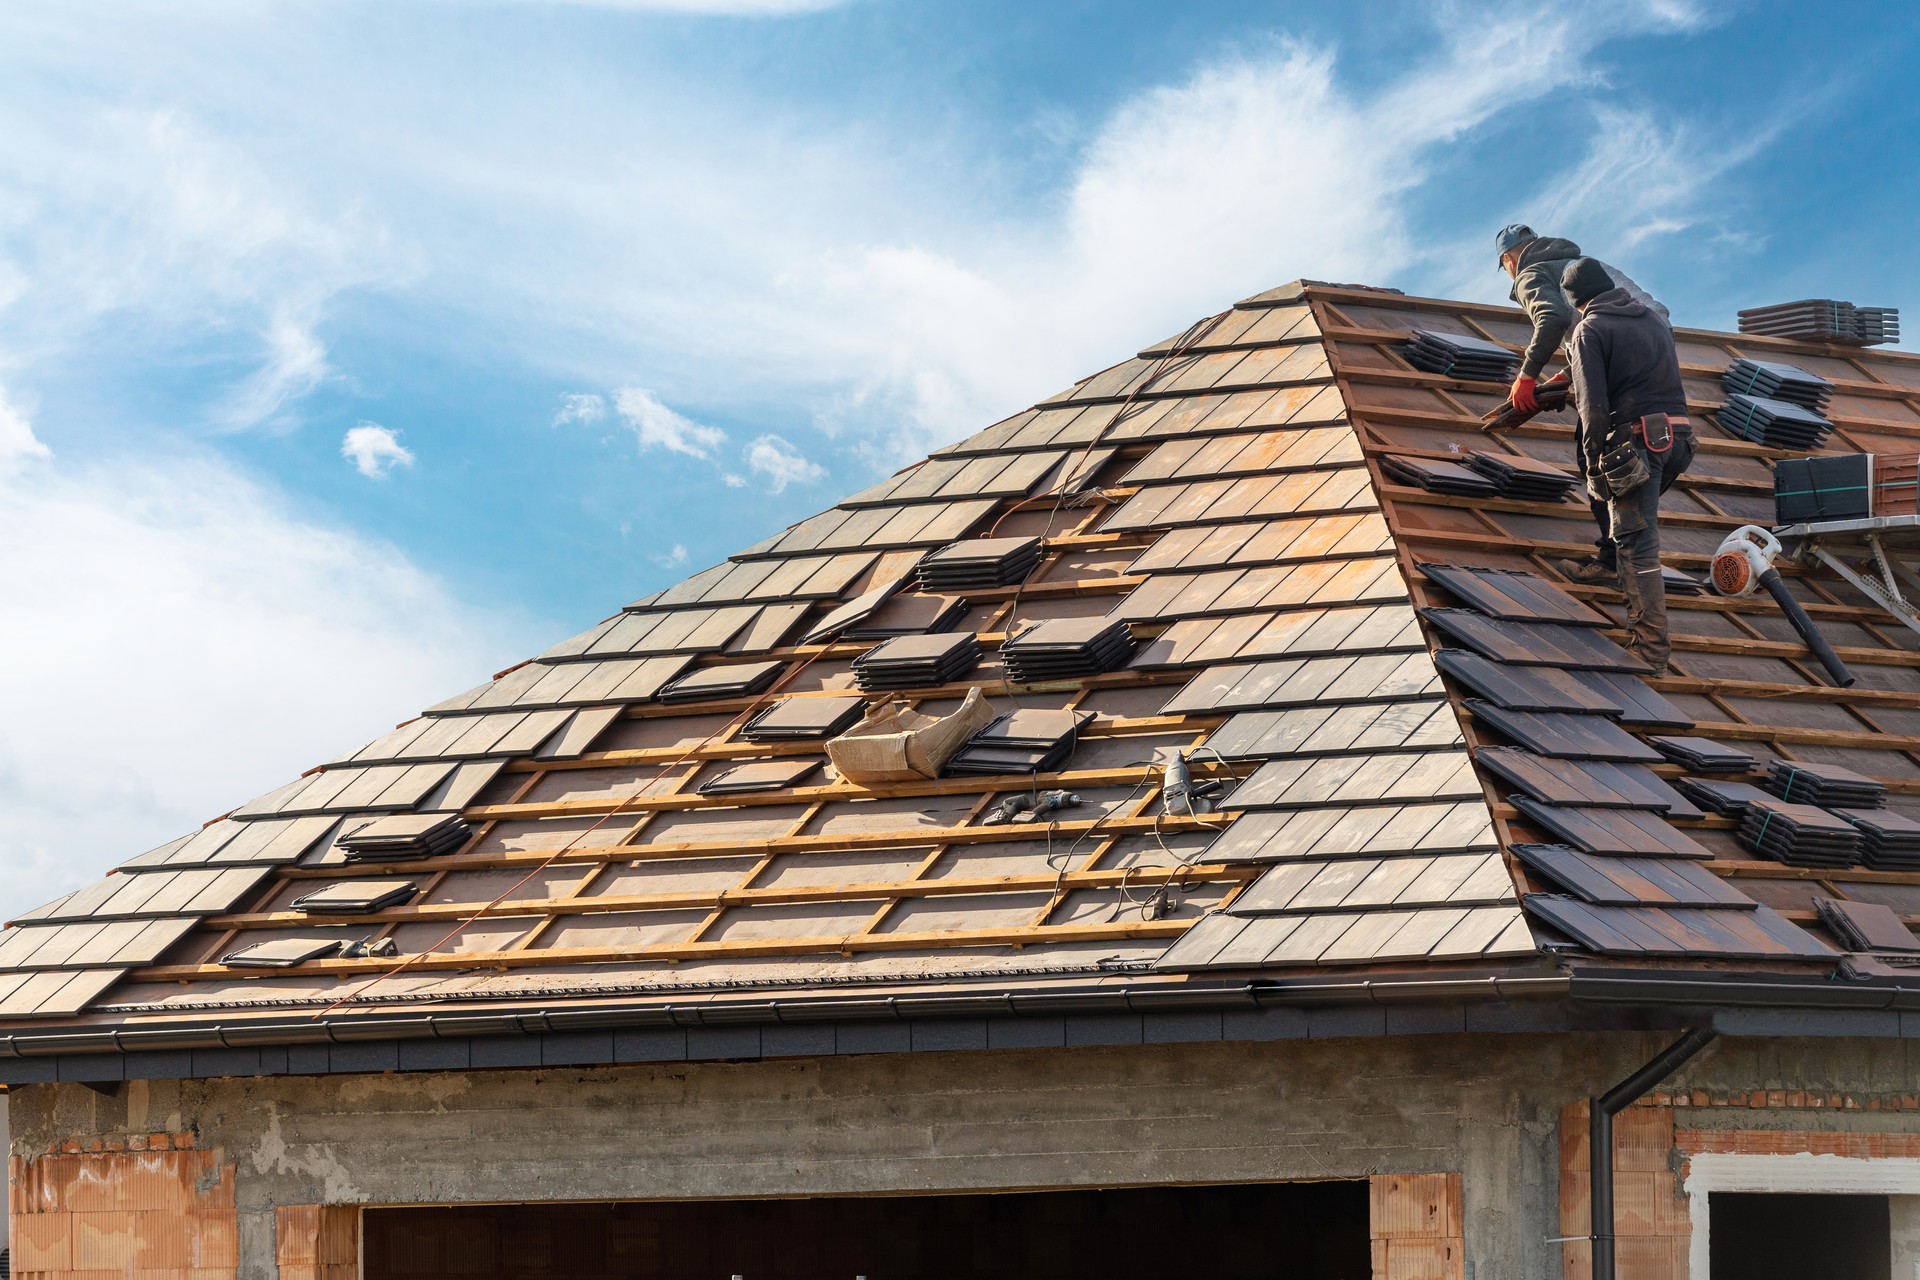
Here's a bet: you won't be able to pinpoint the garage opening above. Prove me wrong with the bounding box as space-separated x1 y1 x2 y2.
1709 1192 1889 1280
365 1181 1370 1280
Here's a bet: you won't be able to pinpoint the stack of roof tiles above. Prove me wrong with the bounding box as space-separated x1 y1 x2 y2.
1463 451 1579 502
1722 357 1834 412
1401 329 1519 382
916 537 1043 590
853 632 981 692
1000 618 1134 683
1716 392 1835 449
1739 299 1900 346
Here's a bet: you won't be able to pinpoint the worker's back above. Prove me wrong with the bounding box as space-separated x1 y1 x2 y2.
1571 289 1687 429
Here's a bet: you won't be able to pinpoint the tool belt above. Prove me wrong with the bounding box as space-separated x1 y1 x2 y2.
1591 413 1689 502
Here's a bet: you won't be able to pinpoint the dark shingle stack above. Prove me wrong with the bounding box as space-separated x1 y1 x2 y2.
1463 451 1579 502
1382 456 1500 496
917 537 1044 590
1674 777 1773 817
853 632 981 692
1765 759 1886 808
741 693 869 743
1403 330 1519 383
1721 358 1833 412
1648 736 1758 773
843 594 969 639
1835 809 1920 871
339 814 473 862
1739 300 1899 347
1740 797 1864 867
1716 393 1834 449
945 709 1093 776
1001 617 1134 683
1662 567 1705 596
659 659 786 704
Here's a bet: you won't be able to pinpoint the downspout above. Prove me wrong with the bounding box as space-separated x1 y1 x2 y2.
1591 1027 1717 1280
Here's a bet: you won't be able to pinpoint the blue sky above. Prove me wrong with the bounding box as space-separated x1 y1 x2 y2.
1 0 1917 915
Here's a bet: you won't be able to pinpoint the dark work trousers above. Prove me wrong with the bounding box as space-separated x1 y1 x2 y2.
1607 426 1696 667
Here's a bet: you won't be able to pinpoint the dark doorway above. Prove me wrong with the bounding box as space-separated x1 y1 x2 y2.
366 1181 1371 1280
1709 1192 1888 1280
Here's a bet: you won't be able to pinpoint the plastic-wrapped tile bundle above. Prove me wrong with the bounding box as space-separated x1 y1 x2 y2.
1738 300 1899 347
1716 393 1833 449
916 537 1044 590
1000 617 1134 683
1402 329 1520 382
1773 454 1872 523
1463 451 1579 501
853 631 981 692
1647 736 1758 773
1721 358 1833 412
1764 758 1886 808
1739 797 1864 867
338 814 473 862
1381 455 1500 497
944 709 1093 776
1834 809 1920 871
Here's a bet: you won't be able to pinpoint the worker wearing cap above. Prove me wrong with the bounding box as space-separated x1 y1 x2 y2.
1495 224 1669 584
1562 256 1694 674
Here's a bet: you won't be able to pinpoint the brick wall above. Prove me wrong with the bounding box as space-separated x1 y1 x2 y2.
7 1135 237 1279
276 1205 359 1280
1371 1173 1464 1280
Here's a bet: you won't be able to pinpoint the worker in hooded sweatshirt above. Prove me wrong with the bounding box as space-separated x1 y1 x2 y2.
1562 256 1694 675
1494 224 1669 584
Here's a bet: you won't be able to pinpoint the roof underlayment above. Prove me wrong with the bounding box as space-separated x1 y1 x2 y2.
7 278 1920 1046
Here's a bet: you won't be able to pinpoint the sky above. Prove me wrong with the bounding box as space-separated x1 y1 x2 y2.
1 0 1918 917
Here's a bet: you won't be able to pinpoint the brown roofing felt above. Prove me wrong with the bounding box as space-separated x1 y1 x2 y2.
10 279 1920 1035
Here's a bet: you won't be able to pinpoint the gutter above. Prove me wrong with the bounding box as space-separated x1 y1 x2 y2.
0 972 1567 1061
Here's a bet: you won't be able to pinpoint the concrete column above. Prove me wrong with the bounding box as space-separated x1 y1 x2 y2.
1890 1195 1920 1280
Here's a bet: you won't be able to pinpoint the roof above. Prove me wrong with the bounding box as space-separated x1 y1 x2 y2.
5 278 1920 1050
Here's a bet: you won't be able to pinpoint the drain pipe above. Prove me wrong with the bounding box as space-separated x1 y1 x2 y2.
1591 1027 1717 1280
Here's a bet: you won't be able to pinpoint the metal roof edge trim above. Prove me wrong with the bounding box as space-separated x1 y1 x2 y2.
0 970 1573 1062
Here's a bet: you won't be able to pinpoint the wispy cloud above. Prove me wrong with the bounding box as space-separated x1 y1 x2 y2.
651 542 689 568
341 422 415 478
553 392 606 426
612 386 726 458
743 432 823 492
0 381 49 473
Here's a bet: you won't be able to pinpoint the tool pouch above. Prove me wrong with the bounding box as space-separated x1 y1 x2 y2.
1639 412 1676 453
1590 420 1650 502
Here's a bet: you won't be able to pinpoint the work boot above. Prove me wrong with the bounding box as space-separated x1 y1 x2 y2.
1626 639 1671 677
1550 555 1617 586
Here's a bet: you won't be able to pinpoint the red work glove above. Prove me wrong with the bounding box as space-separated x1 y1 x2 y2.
1510 375 1537 414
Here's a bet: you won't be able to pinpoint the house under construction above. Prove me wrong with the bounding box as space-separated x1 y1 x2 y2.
7 279 1920 1279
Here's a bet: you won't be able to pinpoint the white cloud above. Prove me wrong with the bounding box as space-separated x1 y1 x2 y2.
0 438 530 920
0 381 50 473
723 473 746 488
341 422 415 478
553 392 606 426
612 386 726 458
743 433 824 493
651 542 689 568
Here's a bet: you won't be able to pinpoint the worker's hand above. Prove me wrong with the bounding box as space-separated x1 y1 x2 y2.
1510 375 1537 414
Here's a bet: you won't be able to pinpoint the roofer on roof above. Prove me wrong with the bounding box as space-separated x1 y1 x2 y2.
1496 224 1669 586
1561 255 1693 675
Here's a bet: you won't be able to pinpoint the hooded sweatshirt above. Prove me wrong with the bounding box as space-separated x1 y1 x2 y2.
1508 235 1669 379
1567 288 1688 474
